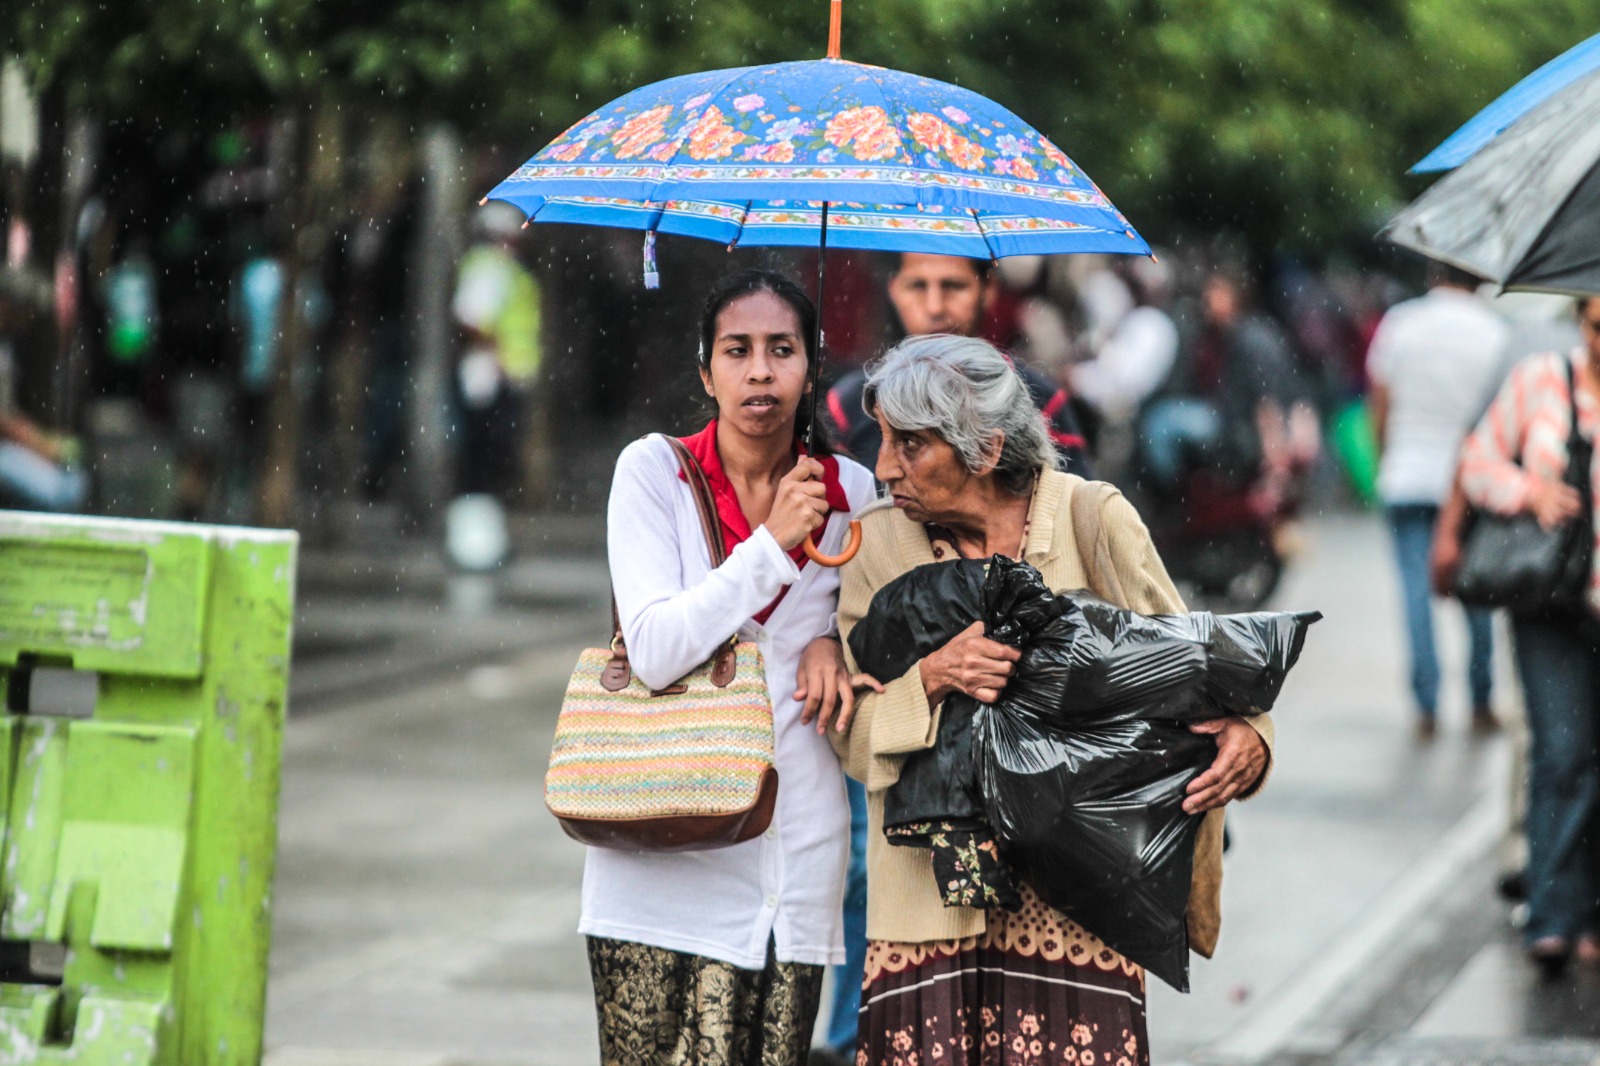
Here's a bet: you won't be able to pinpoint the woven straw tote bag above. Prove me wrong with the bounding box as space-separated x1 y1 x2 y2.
545 435 778 851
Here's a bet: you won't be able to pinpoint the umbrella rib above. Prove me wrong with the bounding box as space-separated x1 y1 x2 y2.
972 209 1001 262
1505 155 1600 290
727 201 754 249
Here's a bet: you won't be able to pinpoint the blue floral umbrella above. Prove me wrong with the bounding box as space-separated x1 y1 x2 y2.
485 5 1152 564
485 25 1150 259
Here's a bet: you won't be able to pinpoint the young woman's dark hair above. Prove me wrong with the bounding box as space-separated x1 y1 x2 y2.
697 268 831 452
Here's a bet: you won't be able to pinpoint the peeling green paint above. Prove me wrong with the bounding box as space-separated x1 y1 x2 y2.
0 514 296 1063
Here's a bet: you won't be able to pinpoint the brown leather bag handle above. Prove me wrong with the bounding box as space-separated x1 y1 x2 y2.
663 435 729 568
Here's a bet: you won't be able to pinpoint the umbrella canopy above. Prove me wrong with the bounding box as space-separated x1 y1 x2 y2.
486 58 1149 255
1414 32 1600 173
1384 70 1600 296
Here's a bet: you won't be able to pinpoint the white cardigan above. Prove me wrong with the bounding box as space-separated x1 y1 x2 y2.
580 434 878 969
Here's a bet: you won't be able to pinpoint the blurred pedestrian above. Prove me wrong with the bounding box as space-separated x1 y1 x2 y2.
834 335 1272 1066
1141 269 1315 505
447 203 542 569
0 278 86 512
453 203 542 497
1459 296 1600 976
0 411 86 512
1441 294 1580 894
1070 258 1177 426
1367 263 1509 738
587 270 878 1065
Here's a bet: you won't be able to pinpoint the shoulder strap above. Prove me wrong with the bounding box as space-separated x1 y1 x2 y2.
1068 478 1128 606
661 434 728 568
1566 355 1582 449
604 434 729 677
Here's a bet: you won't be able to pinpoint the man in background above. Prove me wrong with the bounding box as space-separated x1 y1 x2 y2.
1368 263 1509 738
825 251 1093 476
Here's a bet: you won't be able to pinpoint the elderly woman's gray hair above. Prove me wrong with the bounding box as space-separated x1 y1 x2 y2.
864 334 1061 495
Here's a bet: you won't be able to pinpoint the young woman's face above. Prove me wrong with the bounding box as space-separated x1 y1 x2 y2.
701 290 811 440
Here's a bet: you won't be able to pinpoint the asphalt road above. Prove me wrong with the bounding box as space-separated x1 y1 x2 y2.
261 513 1538 1066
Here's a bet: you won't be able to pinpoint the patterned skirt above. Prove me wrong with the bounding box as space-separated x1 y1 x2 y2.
857 884 1149 1066
586 936 824 1066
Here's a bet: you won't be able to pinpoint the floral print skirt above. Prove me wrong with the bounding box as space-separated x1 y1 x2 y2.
857 884 1148 1066
586 936 824 1066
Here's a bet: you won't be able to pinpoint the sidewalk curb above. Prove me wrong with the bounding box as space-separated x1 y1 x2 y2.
1200 787 1504 1064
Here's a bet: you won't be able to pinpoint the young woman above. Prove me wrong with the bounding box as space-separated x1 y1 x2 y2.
586 270 879 1064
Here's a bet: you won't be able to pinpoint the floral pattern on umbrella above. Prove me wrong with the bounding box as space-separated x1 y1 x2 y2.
491 59 1134 232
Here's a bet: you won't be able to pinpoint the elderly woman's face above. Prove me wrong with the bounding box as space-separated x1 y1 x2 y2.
873 413 988 523
700 291 810 439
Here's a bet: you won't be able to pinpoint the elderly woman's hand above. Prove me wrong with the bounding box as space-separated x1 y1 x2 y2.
1182 718 1269 814
795 637 884 735
919 621 1022 707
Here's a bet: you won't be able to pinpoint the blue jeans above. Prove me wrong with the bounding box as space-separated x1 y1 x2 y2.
0 442 87 512
826 777 868 1055
1386 504 1493 717
1140 397 1222 490
1513 614 1600 944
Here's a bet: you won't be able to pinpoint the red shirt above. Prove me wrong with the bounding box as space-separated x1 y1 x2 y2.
677 419 849 624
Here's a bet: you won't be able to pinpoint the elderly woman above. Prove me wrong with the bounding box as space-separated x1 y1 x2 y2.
833 335 1273 1066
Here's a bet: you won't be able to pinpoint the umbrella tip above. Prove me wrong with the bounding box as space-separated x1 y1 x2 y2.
478 197 488 206
826 0 843 60
521 220 530 229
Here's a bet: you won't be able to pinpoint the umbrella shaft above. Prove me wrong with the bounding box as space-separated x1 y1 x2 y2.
806 202 829 453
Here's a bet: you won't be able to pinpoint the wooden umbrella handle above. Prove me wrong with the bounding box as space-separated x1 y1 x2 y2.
803 519 862 567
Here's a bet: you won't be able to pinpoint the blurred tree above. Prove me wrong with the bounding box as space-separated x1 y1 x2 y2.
9 0 1583 252
1 0 1593 518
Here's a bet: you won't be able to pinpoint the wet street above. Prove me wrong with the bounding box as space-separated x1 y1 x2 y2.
260 511 1600 1066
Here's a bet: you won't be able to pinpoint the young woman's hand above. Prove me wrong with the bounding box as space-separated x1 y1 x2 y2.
764 457 830 550
795 637 883 735
1529 477 1582 530
919 621 1021 706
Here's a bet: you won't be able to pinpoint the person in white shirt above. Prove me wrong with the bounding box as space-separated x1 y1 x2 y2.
1367 263 1510 737
587 269 879 1065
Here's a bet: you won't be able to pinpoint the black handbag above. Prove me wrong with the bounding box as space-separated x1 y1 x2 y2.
1453 358 1593 613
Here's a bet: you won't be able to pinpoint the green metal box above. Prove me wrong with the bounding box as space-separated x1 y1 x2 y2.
0 513 297 1064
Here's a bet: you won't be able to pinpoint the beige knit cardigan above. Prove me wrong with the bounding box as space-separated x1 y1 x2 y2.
832 469 1274 956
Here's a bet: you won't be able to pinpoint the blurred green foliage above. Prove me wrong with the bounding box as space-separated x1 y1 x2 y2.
5 0 1593 252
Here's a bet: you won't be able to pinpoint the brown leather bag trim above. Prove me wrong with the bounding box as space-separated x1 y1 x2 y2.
551 767 778 852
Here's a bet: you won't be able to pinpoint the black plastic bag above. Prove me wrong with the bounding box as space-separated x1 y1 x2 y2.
849 556 1319 991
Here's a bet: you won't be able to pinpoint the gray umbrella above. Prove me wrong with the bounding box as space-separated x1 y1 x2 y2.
1384 68 1600 296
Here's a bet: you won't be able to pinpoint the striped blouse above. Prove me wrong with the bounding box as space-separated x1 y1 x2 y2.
1459 349 1600 611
